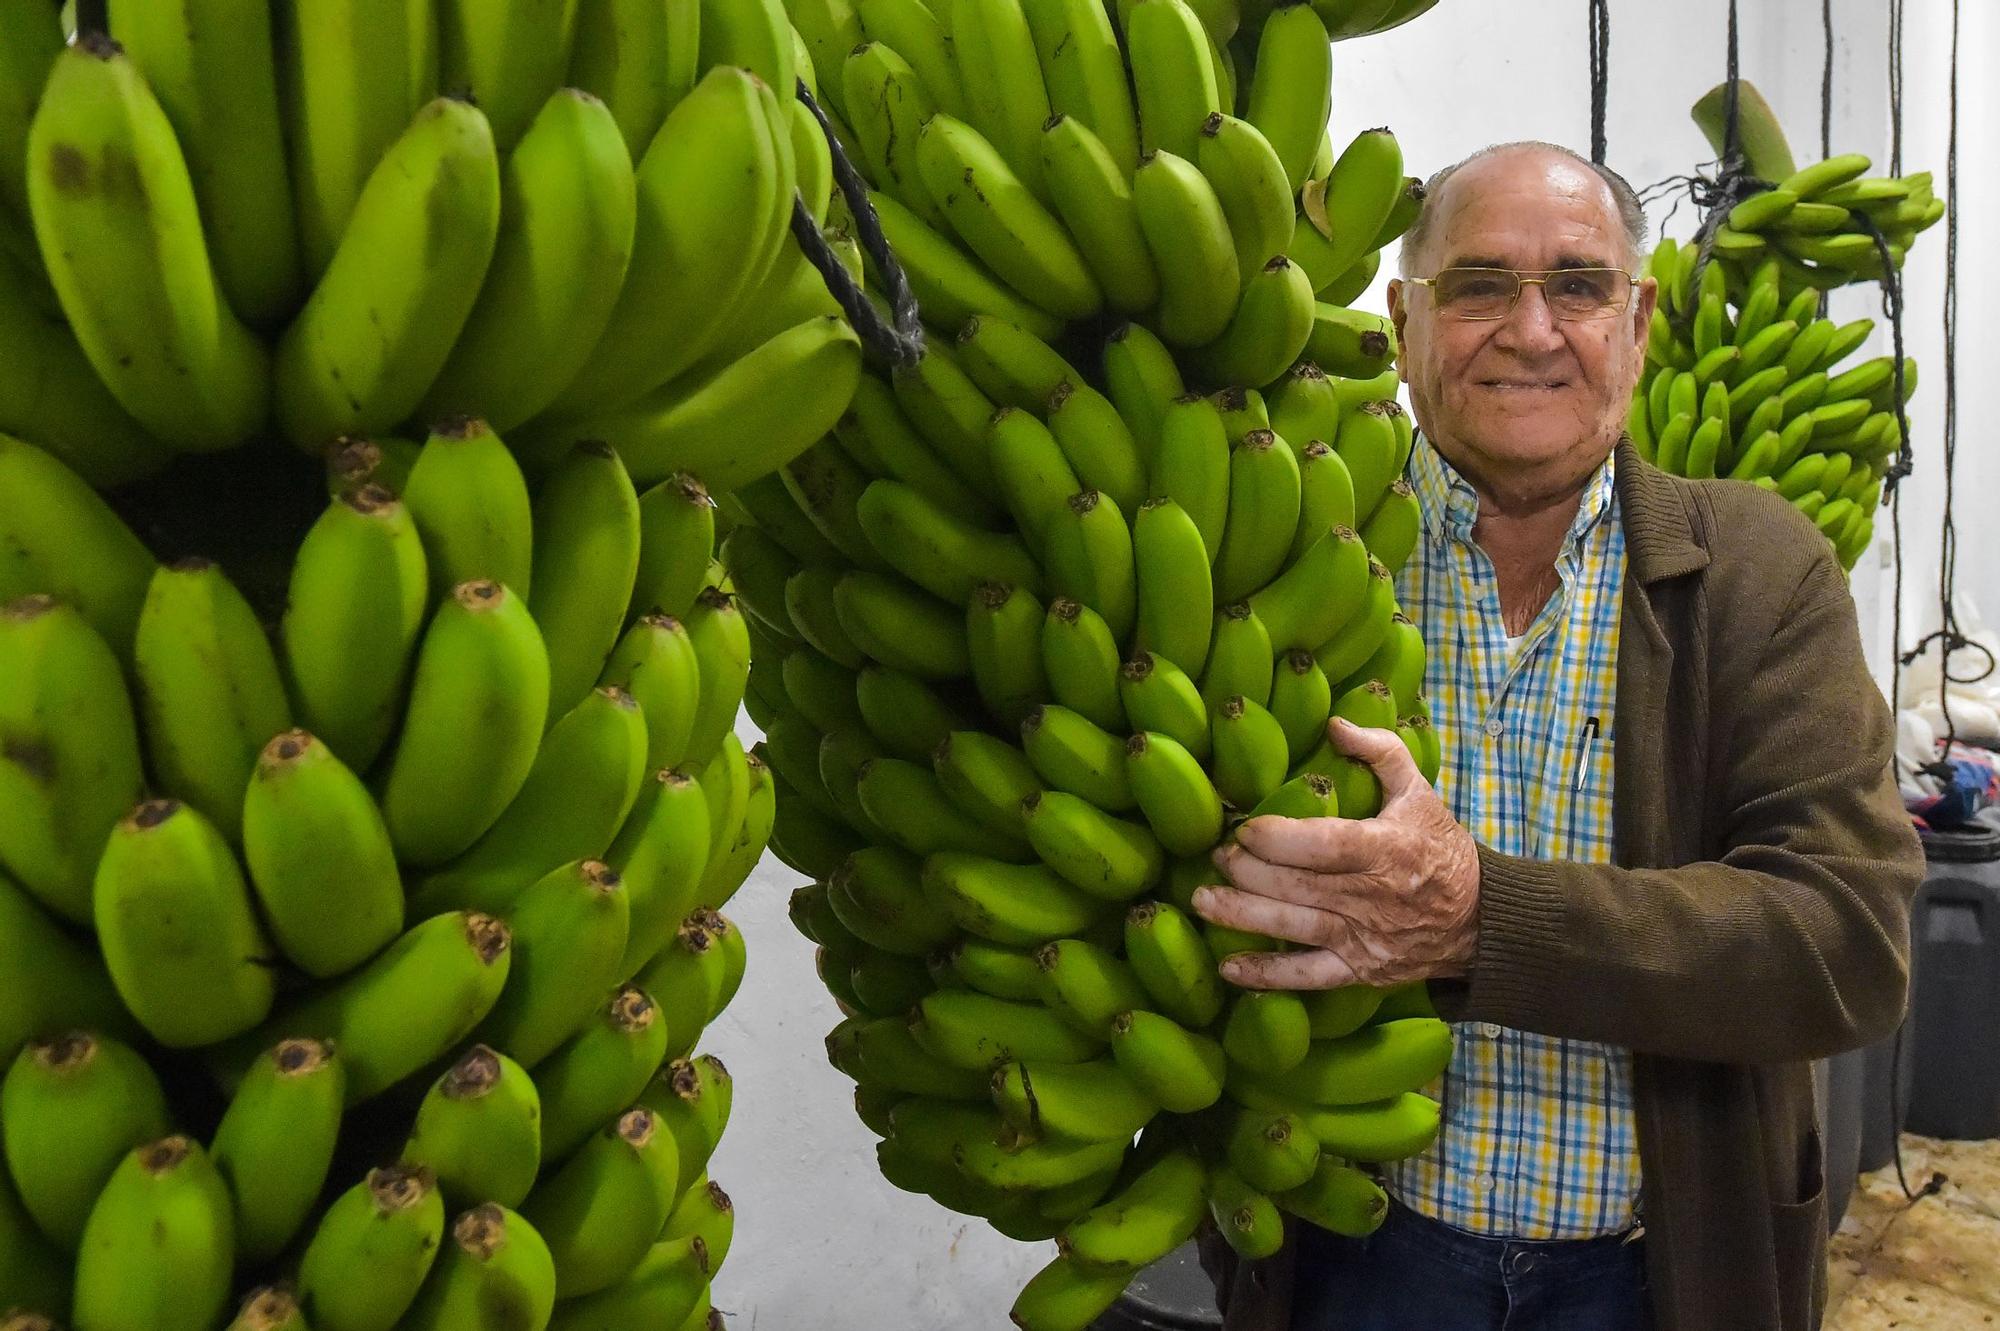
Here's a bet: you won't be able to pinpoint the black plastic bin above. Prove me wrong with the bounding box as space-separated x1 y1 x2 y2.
1905 817 2000 1141
1092 1240 1223 1330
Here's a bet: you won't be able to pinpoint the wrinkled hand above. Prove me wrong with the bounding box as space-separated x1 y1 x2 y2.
1193 716 1481 990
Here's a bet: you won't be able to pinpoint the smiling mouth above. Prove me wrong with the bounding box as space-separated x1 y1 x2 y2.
1480 380 1570 391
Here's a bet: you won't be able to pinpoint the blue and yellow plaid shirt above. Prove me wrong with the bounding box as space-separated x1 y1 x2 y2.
1384 435 1642 1239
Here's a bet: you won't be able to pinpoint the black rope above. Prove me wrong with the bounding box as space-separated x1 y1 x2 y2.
1721 0 1743 171
1587 0 1610 165
792 81 925 369
1820 0 1835 163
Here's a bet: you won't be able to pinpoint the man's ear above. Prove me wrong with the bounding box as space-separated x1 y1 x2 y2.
1632 275 1659 354
1387 278 1410 382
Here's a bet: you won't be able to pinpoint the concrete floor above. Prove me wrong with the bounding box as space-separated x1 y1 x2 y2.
1826 1134 2000 1329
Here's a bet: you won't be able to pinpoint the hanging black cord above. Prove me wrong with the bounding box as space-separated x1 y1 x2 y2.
792 82 926 370
1587 0 1610 165
1820 0 1835 162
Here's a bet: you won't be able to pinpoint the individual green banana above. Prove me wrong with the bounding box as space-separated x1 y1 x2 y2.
522 1105 679 1298
1223 1107 1319 1191
1100 321 1186 464
849 944 933 1016
779 435 891 573
995 1058 1154 1144
917 113 1099 319
545 67 789 417
860 664 979 761
1109 1009 1224 1112
1193 254 1316 390
1294 1090 1440 1161
1151 395 1232 561
241 730 404 979
1207 1162 1284 1260
679 586 752 765
1042 598 1127 731
1245 2 1331 190
1010 1252 1133 1331
989 406 1085 547
1214 430 1305 603
1023 704 1136 811
949 0 1056 200
400 1045 544 1212
107 0 300 324
1360 478 1420 573
0 871 133 1064
1202 602 1275 708
274 95 499 451
835 570 971 680
94 800 274 1048
1275 1155 1390 1236
1127 0 1220 161
947 938 1045 1001
1305 302 1397 380
857 478 1043 607
415 687 648 919
0 596 142 925
922 853 1107 946
1058 1144 1206 1271
545 1232 712 1331
841 375 999 526
1023 790 1165 900
1334 397 1403 521
433 0 580 152
633 474 719 622
642 1054 732 1197
1251 1016 1453 1106
1033 937 1152 1036
1133 149 1239 346
280 485 428 772
1042 490 1138 645
852 1018 989 1098
660 1176 734 1268
296 1164 447 1331
1310 555 1395 682
1126 900 1225 1027
600 767 712 975
1047 381 1149 517
25 37 269 451
1198 112 1294 283
935 730 1044 847
1302 126 1403 283
2 1032 170 1250
379 580 551 866
568 0 698 157
598 614 701 772
221 911 513 1105
271 0 434 280
1125 731 1226 856
478 860 631 1068
1119 652 1211 758
967 581 1051 727
1267 649 1335 766
69 1137 233 1331
422 92 635 433
1023 0 1139 168
129 559 289 844
1040 114 1159 316
1270 362 1345 456
955 314 1080 411
867 185 1066 339
210 1037 344 1263
857 758 1027 859
913 989 1103 1070
636 914 729 1055
535 986 672 1164
1223 989 1313 1073
399 1202 557 1331
1210 695 1292 811
1341 610 1426 713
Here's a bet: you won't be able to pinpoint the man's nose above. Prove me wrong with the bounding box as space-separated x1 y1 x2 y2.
1490 281 1567 352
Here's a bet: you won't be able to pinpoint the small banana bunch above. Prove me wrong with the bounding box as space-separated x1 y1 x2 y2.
788 0 1421 394
1634 246 1921 573
733 304 1446 1329
0 415 767 1330
1688 80 1944 299
0 0 861 492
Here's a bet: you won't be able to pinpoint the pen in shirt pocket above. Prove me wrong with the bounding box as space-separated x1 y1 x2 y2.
1563 715 1600 859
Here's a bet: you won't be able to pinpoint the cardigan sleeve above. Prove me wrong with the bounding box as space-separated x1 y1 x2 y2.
1441 546 1924 1065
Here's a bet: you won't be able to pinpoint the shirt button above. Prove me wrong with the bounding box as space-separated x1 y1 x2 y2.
1483 718 1504 738
1480 1173 1498 1192
1479 1023 1503 1039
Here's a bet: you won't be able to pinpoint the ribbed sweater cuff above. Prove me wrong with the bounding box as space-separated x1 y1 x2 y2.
1464 845 1569 1028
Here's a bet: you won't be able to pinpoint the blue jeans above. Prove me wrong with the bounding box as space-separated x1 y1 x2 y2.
1290 1200 1652 1331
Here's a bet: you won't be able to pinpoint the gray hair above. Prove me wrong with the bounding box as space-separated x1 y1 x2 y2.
1398 141 1648 276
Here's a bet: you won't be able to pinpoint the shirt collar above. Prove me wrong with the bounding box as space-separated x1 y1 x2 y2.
1408 433 1619 551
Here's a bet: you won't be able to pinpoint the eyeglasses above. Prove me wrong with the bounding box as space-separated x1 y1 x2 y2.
1405 267 1640 321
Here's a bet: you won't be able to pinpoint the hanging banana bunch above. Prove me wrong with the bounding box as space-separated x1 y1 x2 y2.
745 0 1451 1323
1633 79 1942 573
0 0 878 1322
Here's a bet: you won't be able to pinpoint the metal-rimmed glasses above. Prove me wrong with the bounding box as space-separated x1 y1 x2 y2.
1404 267 1641 321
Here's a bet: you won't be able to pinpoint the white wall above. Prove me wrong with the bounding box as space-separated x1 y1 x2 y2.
699 5 1989 1326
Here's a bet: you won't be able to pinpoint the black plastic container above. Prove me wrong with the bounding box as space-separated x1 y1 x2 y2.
1905 818 2000 1141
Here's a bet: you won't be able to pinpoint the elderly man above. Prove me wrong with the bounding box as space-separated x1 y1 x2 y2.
1193 141 1922 1331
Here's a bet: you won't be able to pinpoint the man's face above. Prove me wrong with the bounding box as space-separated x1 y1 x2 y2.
1388 150 1657 497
